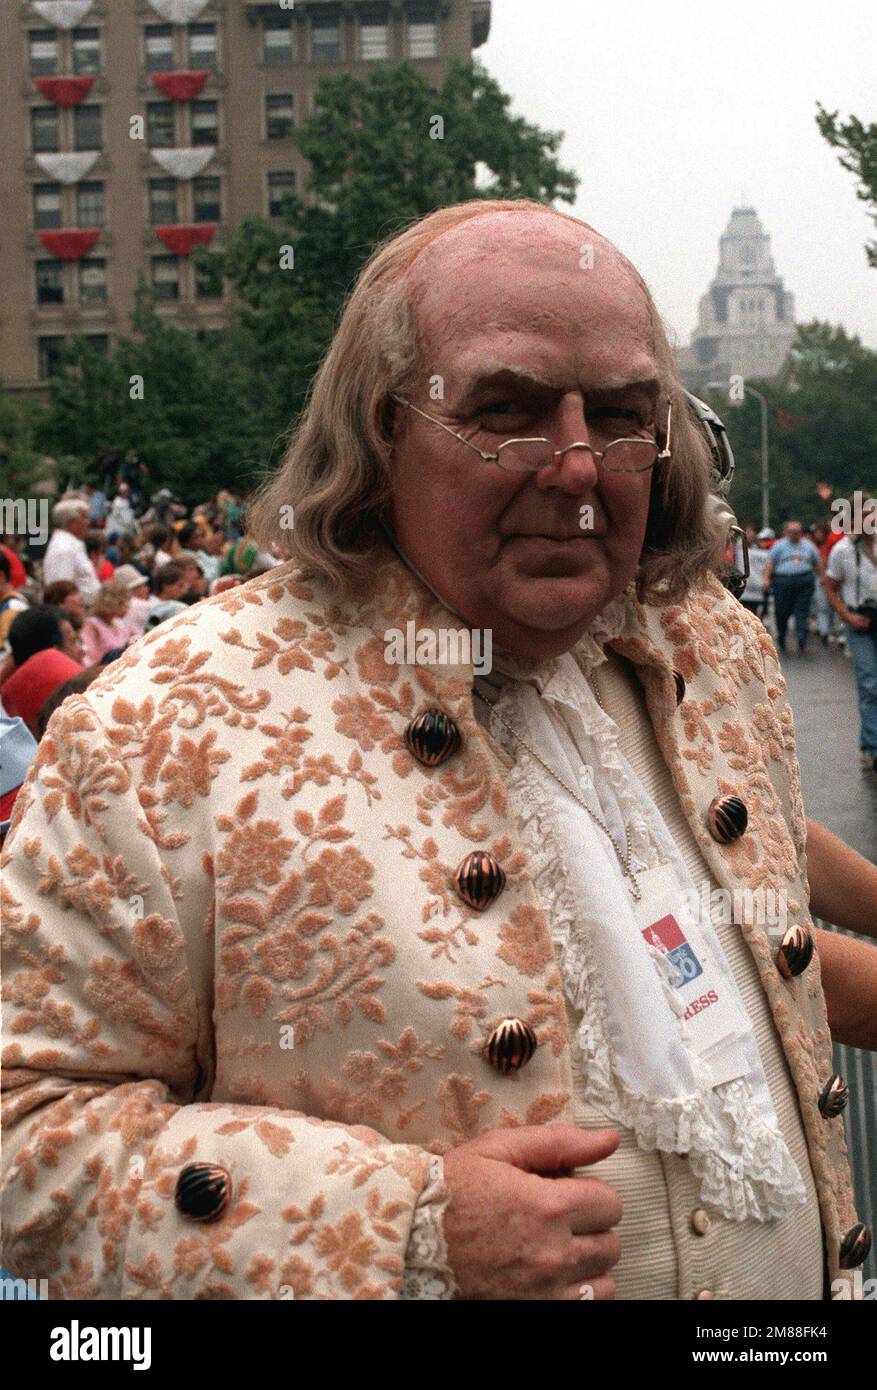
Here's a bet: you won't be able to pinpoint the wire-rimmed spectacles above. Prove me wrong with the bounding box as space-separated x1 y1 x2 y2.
390 395 672 474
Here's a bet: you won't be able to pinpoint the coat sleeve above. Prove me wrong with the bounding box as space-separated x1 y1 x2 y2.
1 695 441 1301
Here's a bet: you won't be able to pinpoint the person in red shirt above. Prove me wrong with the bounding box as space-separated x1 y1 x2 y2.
85 529 115 583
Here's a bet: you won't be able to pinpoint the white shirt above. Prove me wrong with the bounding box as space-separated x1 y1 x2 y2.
42 528 99 604
826 536 877 609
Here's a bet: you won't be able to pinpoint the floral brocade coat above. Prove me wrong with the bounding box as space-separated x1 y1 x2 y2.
0 543 864 1299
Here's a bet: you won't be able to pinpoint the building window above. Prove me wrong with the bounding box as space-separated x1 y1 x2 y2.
149 178 177 225
38 336 65 380
146 101 176 147
73 104 102 151
190 99 218 146
192 176 221 222
152 255 180 301
187 21 217 70
195 263 223 300
72 26 101 75
36 261 65 306
312 20 341 62
144 24 174 72
79 258 107 306
33 183 62 230
29 30 59 76
76 181 105 227
267 171 295 218
408 18 438 58
263 16 293 64
31 107 60 153
265 93 294 140
83 334 109 355
359 22 389 60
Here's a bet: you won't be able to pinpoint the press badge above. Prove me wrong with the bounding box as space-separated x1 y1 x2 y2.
632 862 750 1088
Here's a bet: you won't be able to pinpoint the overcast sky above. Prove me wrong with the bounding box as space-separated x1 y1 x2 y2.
479 0 876 348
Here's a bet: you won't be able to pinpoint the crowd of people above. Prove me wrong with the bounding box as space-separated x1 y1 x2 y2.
730 492 877 770
0 477 279 833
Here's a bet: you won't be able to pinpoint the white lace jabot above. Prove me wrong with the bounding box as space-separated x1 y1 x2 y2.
474 601 806 1224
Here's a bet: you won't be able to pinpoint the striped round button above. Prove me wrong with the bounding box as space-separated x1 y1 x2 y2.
482 1018 537 1075
174 1163 232 1223
453 850 506 912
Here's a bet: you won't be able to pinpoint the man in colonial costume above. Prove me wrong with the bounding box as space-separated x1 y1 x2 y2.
2 201 875 1300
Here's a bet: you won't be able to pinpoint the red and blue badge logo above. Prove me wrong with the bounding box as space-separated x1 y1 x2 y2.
642 914 703 988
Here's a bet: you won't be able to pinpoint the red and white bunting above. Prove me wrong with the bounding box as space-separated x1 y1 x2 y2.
150 146 215 179
31 1 95 28
154 223 218 255
150 71 210 102
34 151 100 184
146 0 212 22
39 229 101 260
34 76 97 107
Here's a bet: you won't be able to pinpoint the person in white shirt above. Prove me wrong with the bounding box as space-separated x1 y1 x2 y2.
41 499 99 606
825 498 877 768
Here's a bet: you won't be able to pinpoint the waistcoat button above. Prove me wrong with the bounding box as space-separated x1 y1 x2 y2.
404 709 460 767
454 850 506 911
707 794 748 843
690 1209 711 1236
776 924 814 979
818 1073 849 1119
482 1017 537 1074
174 1162 232 1222
839 1222 872 1270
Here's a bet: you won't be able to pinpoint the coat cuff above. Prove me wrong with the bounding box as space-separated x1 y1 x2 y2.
400 1155 457 1300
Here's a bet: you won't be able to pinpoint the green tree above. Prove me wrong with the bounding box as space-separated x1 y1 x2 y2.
27 60 577 500
816 103 877 266
199 59 578 422
38 289 280 504
0 392 53 498
707 322 877 527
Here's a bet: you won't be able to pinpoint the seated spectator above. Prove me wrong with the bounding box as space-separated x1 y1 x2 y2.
107 483 135 537
0 550 29 652
152 560 189 602
176 552 209 602
142 523 174 570
3 605 70 678
1 641 83 736
0 540 28 591
113 564 157 639
85 529 114 583
80 579 131 667
42 580 86 626
42 498 98 604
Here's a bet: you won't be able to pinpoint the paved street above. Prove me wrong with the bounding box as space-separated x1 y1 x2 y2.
780 643 877 862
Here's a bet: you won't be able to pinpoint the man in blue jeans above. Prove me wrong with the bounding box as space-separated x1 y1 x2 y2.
825 498 877 770
763 520 821 653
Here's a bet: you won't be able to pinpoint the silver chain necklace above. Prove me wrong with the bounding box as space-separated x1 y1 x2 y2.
473 676 643 901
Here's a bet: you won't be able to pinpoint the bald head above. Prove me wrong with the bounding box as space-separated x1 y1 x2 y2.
388 206 665 658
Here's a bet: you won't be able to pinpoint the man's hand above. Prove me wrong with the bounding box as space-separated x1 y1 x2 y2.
441 1124 623 1300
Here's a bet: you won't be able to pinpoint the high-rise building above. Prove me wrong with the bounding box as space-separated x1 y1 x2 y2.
0 0 492 394
677 205 796 391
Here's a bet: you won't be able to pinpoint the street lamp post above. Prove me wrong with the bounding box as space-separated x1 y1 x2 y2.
706 380 770 531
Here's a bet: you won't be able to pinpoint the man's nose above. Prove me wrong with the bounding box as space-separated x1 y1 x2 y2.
534 396 599 491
